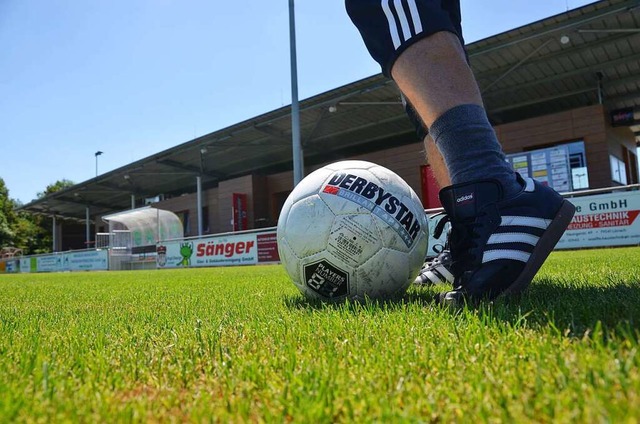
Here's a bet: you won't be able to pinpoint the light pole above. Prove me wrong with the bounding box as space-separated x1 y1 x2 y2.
95 151 103 177
289 0 303 186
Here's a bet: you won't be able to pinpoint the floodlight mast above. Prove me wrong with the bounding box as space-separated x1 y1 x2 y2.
289 0 303 186
95 151 103 177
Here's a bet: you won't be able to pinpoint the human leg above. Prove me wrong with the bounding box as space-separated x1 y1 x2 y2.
346 0 518 191
346 0 575 302
425 135 450 187
393 31 520 192
403 100 450 187
392 31 481 126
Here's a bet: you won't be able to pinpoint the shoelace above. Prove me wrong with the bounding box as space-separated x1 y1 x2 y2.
431 212 487 280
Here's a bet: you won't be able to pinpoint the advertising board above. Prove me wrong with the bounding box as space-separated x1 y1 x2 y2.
257 232 280 263
557 191 640 249
36 255 63 272
5 260 17 273
19 258 32 273
157 233 260 268
63 250 109 271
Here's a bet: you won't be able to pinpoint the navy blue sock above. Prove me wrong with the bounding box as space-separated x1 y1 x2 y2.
429 104 521 197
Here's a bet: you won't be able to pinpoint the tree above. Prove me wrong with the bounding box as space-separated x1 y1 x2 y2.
0 178 76 254
38 179 75 198
30 179 76 253
0 178 17 248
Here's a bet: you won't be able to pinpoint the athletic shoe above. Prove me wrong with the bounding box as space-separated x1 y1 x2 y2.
435 174 575 304
413 249 454 286
413 219 453 286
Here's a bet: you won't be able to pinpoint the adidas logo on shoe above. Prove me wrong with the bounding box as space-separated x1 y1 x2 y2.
456 193 474 204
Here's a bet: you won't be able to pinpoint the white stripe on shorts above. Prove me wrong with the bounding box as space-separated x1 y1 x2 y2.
406 0 423 35
393 0 412 43
381 0 402 49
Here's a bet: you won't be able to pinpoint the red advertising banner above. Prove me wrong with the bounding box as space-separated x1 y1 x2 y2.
232 193 248 232
257 232 280 263
567 211 640 230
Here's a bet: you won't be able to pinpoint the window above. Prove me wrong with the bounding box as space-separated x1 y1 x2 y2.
567 141 589 190
610 155 628 185
512 141 590 191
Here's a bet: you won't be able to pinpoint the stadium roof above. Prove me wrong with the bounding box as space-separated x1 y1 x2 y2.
22 0 640 221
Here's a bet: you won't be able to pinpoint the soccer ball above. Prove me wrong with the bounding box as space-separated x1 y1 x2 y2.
277 160 429 302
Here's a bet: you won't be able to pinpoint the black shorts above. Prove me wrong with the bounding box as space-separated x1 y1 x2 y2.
346 0 464 77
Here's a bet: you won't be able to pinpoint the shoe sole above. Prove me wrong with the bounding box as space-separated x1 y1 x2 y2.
502 200 576 297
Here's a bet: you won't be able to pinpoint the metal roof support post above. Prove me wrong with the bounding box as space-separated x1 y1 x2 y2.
85 207 90 249
597 72 604 105
131 195 135 210
196 176 203 237
52 215 57 253
289 0 304 186
157 208 161 243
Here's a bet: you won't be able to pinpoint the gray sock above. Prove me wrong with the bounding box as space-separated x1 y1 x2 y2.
429 104 521 197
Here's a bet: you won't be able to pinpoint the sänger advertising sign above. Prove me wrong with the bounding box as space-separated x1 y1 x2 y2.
157 233 259 268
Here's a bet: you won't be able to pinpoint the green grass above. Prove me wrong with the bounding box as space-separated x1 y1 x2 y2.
0 247 639 423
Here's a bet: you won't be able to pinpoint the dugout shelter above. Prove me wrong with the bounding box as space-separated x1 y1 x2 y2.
19 0 640 252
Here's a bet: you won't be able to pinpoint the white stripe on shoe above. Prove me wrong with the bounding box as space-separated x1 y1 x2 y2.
433 264 455 283
487 233 540 246
483 215 550 263
524 178 535 192
483 249 531 264
500 216 551 229
422 265 454 285
382 0 402 49
423 270 439 283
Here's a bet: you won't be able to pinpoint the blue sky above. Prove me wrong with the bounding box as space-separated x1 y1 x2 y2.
1 0 599 203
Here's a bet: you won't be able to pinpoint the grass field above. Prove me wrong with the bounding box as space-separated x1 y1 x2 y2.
1 247 639 422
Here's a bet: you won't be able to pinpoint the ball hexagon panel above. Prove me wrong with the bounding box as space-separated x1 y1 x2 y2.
299 252 352 302
303 258 350 300
281 194 336 259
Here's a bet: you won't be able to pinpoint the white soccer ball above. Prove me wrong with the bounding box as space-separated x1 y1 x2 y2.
277 160 429 302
